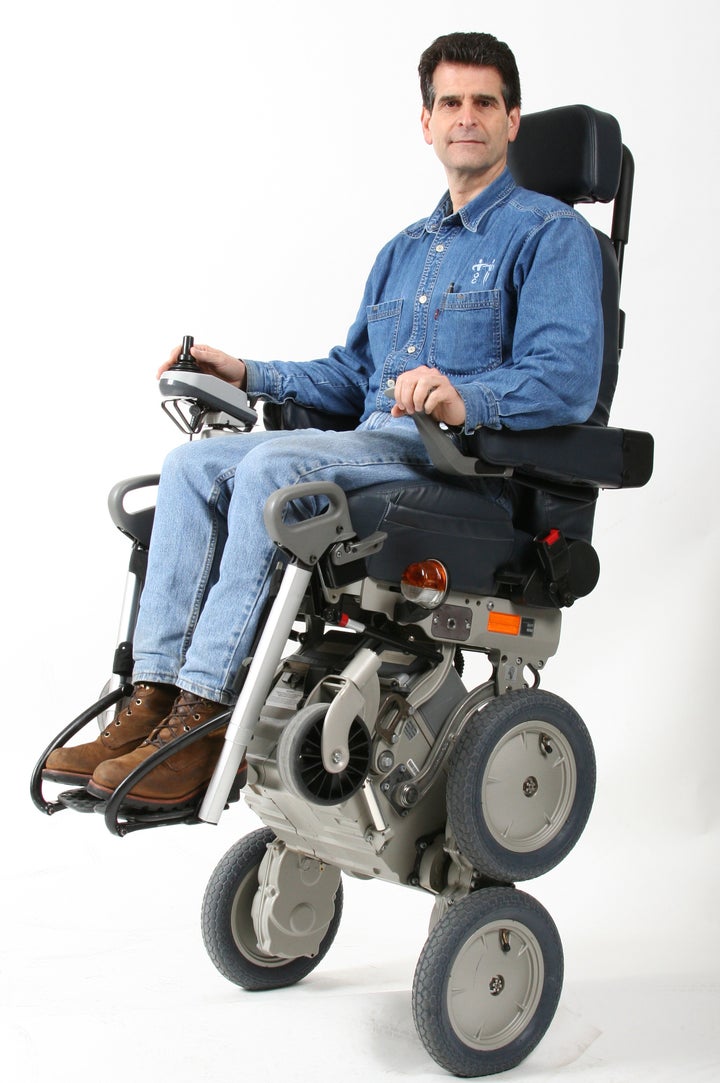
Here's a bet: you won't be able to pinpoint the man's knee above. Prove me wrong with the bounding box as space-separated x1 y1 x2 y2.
161 433 262 485
240 433 316 487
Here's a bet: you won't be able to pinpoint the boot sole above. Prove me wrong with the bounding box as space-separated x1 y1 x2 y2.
86 764 247 812
42 768 93 787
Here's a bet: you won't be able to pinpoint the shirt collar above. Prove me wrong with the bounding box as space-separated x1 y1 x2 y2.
423 167 517 235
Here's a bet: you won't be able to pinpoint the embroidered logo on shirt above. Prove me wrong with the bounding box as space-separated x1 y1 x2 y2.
471 258 495 286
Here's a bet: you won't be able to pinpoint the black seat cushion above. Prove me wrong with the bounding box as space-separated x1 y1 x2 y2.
347 480 515 595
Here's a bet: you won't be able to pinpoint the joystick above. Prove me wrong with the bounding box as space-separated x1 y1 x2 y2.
173 335 200 372
159 333 257 435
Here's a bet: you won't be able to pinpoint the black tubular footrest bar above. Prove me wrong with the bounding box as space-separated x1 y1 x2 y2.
102 707 233 836
30 684 133 815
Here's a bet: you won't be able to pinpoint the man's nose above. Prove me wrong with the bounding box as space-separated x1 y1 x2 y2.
456 103 478 128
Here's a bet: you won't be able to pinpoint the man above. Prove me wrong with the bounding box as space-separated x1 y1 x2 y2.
44 32 604 810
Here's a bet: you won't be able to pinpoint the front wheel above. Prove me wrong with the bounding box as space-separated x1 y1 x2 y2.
412 887 563 1077
201 827 343 990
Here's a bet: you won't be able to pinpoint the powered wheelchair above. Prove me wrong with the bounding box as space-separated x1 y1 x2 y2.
32 105 653 1077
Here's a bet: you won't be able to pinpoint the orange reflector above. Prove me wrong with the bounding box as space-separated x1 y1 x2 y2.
400 559 449 609
401 559 448 591
487 611 522 636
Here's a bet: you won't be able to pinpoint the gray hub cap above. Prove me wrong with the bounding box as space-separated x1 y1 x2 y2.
446 919 544 1050
482 720 577 852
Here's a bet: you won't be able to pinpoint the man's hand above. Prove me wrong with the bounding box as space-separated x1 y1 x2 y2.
390 365 466 427
157 344 247 389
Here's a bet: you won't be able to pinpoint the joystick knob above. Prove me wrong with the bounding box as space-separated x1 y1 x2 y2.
173 335 200 371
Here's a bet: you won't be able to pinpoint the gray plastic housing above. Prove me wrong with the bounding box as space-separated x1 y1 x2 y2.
158 370 257 427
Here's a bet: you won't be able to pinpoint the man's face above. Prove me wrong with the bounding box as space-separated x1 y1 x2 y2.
421 63 520 194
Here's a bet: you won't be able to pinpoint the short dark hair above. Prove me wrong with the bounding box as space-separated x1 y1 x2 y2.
418 32 521 113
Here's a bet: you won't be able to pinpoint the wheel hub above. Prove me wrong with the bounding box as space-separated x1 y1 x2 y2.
523 775 539 797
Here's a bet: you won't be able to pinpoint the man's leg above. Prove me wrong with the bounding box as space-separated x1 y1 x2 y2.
130 428 299 694
175 416 438 701
44 429 293 788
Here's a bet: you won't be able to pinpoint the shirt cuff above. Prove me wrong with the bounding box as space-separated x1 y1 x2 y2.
458 383 501 431
244 359 278 399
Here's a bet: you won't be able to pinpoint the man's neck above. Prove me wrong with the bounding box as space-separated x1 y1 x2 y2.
447 161 507 212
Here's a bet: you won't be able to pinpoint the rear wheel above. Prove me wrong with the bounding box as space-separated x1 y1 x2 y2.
412 887 563 1076
201 827 343 990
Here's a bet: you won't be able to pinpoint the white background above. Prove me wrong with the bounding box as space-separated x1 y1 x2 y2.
2 1 719 1080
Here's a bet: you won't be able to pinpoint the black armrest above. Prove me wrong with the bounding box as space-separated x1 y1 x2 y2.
263 401 360 432
412 412 653 490
469 425 654 489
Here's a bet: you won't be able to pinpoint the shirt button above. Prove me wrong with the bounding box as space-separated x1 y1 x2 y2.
419 294 427 304
435 244 444 252
407 345 416 354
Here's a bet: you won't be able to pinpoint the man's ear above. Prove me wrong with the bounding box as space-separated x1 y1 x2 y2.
507 107 521 144
421 106 433 146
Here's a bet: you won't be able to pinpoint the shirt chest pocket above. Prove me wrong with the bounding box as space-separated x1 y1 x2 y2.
430 289 502 375
367 298 403 362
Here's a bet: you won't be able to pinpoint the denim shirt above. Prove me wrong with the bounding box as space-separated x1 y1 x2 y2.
245 168 604 432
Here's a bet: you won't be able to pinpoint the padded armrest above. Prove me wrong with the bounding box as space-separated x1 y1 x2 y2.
263 401 360 432
412 412 653 490
468 425 654 489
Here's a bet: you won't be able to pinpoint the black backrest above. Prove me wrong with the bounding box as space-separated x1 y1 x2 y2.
507 105 632 541
508 104 629 427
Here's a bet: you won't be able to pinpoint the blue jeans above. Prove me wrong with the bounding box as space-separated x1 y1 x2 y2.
132 413 451 704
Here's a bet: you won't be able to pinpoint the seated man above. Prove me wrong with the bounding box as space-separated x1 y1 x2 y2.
44 30 604 811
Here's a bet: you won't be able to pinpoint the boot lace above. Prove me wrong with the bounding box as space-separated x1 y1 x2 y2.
144 692 217 749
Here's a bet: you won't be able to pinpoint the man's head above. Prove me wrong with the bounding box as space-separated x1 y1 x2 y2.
418 32 521 115
419 33 522 205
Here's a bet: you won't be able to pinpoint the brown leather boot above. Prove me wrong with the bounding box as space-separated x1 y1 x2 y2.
43 682 179 786
86 690 244 810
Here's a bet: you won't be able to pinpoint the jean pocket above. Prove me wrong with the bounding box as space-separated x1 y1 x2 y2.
431 289 502 375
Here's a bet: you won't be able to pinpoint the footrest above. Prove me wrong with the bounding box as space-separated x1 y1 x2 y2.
93 799 200 828
98 768 246 835
57 788 104 814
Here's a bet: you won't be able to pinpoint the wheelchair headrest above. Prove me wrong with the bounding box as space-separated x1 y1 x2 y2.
508 104 623 205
